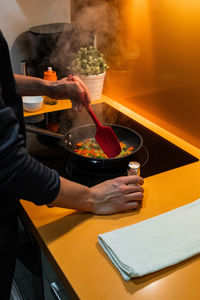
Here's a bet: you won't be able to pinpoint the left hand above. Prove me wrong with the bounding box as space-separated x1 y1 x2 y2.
89 176 144 215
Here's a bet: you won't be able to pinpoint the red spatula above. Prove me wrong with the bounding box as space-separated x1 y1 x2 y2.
68 75 121 158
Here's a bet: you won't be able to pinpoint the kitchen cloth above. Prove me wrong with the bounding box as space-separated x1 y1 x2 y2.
98 199 200 281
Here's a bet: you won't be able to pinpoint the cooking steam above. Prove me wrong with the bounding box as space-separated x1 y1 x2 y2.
49 1 139 131
50 1 140 74
70 1 140 70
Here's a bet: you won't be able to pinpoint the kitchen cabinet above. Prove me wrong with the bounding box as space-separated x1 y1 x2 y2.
41 250 70 300
12 213 71 300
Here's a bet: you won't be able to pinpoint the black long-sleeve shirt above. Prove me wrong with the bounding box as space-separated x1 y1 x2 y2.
0 31 60 219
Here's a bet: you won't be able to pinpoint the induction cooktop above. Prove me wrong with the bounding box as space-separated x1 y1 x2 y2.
28 102 199 182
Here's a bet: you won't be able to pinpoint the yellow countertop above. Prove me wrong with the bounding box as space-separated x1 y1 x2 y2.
21 96 200 300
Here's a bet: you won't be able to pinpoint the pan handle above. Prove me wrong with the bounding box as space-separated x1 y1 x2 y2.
25 124 64 139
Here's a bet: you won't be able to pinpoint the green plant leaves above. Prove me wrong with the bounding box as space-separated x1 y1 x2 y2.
70 46 108 75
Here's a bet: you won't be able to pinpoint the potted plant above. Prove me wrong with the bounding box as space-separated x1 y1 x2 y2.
69 46 108 101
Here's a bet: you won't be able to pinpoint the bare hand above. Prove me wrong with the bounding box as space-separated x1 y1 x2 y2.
89 176 144 215
49 76 91 111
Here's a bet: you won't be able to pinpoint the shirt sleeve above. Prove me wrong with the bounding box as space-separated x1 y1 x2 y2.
0 102 60 206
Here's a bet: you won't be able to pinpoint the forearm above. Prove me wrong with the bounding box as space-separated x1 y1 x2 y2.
48 177 93 212
14 74 51 96
14 74 91 110
48 175 144 215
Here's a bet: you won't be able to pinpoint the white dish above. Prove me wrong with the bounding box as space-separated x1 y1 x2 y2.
22 96 43 112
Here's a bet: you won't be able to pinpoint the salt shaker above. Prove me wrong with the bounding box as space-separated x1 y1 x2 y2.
127 161 140 176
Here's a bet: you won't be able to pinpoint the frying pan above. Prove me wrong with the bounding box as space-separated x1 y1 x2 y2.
26 123 144 185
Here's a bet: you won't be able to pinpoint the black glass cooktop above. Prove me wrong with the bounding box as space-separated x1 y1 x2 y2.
28 102 198 183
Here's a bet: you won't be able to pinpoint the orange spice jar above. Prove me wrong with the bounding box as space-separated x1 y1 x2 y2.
43 67 58 105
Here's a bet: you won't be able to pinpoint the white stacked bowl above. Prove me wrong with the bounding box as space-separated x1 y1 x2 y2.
22 96 43 112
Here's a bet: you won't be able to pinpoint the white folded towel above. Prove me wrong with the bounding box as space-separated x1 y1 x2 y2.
98 199 200 281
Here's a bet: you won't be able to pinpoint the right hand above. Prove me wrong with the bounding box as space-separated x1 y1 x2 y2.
67 75 91 109
47 76 91 111
89 176 144 215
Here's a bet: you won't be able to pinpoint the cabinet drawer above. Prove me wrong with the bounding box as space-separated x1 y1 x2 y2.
41 250 70 300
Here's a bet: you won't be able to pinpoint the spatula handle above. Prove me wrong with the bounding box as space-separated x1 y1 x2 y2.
86 105 101 127
79 89 102 127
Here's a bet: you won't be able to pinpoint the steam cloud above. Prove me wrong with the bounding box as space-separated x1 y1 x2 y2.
49 1 121 75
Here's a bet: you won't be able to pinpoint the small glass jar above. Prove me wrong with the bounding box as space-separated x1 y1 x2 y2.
127 161 140 176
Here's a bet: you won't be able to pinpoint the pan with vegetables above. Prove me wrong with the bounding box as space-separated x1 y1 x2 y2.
63 124 143 186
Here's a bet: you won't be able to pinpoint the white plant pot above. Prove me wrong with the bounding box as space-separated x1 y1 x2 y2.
78 72 106 101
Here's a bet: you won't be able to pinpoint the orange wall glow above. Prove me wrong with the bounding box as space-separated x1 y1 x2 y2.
104 0 200 148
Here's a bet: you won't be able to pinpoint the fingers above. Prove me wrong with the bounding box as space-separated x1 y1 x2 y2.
64 79 85 111
118 175 144 186
114 175 144 205
73 76 91 103
123 201 139 211
123 183 144 203
72 82 85 110
117 191 143 214
73 102 83 112
125 184 144 195
69 75 91 106
123 192 144 202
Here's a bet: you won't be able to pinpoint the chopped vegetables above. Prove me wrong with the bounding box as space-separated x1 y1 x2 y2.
73 138 133 159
